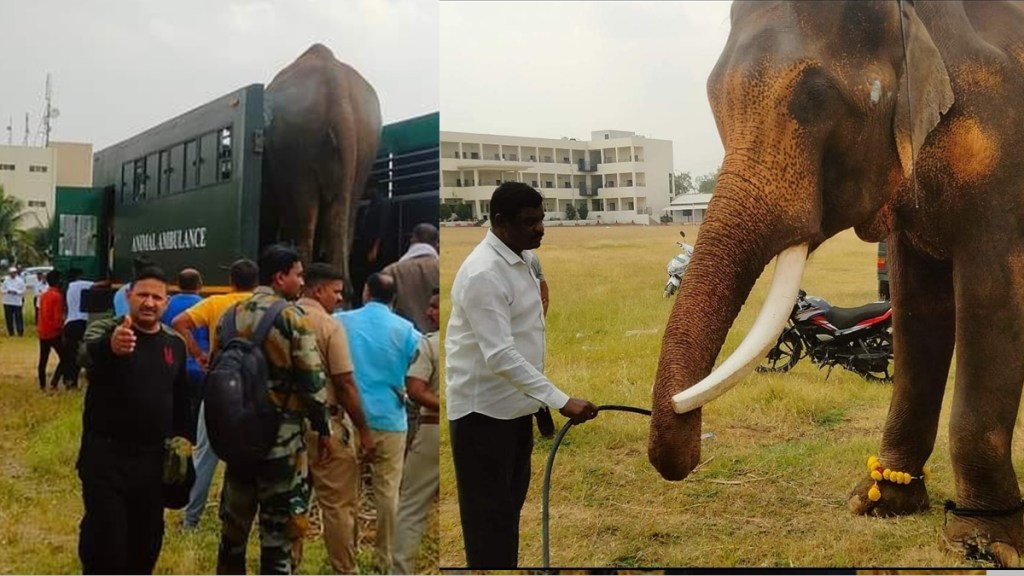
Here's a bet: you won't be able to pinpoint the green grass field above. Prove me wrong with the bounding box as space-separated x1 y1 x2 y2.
0 303 437 574
438 224 1003 569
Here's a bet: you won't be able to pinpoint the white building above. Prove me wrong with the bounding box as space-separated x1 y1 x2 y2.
0 141 93 230
441 130 674 224
664 192 713 224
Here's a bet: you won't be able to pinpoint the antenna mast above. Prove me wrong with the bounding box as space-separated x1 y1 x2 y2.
43 74 52 147
23 113 30 146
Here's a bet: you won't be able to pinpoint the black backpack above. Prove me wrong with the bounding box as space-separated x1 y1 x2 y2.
204 299 289 470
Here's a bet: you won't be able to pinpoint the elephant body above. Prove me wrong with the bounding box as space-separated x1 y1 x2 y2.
261 44 382 290
651 1 1024 565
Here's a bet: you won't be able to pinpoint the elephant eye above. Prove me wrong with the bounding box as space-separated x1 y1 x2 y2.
789 68 842 125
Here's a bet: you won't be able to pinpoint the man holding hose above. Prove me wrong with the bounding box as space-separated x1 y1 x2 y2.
446 182 598 569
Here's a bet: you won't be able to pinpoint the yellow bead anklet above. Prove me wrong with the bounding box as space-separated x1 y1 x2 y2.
866 455 930 502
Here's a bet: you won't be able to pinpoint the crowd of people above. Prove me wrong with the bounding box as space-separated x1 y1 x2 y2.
20 223 440 575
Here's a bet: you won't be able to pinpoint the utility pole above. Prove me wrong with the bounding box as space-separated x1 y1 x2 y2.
5 116 11 145
23 113 30 146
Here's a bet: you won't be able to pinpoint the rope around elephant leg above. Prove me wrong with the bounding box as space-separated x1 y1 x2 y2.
541 404 652 568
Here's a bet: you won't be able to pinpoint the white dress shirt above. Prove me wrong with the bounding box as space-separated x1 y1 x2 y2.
2 275 25 307
65 279 94 324
445 230 570 420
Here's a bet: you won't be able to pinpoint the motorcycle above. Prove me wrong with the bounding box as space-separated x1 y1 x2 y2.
663 240 694 298
757 289 894 382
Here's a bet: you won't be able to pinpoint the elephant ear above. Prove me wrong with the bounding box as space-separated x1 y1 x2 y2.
892 3 954 178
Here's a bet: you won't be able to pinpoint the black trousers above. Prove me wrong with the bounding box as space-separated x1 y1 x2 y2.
450 412 534 568
4 304 23 336
38 336 67 390
77 434 165 575
63 320 87 387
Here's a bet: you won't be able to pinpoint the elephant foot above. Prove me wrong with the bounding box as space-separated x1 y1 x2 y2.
847 475 929 517
943 510 1024 567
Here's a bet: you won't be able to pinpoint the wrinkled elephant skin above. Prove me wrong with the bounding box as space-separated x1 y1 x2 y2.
261 43 382 291
650 1 1024 566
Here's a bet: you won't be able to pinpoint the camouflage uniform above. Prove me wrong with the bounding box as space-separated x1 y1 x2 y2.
215 286 329 575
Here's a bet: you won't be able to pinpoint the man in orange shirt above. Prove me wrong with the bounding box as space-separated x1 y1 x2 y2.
170 258 258 529
37 269 66 391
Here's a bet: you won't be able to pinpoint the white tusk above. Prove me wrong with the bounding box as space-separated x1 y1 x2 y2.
672 243 809 414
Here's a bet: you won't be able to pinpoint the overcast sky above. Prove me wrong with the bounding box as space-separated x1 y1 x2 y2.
0 0 438 152
441 1 732 177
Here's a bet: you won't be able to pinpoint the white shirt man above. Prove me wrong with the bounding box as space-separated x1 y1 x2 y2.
65 277 94 325
3 268 27 337
446 233 567 420
445 182 597 569
2 269 25 307
62 273 95 388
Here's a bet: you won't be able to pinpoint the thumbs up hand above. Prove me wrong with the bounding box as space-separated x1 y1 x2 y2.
111 314 137 356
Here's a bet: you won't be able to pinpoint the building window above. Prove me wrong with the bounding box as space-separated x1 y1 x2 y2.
159 149 171 195
133 158 147 202
199 132 217 186
29 165 48 173
218 127 233 182
0 164 14 171
27 200 46 207
59 214 97 257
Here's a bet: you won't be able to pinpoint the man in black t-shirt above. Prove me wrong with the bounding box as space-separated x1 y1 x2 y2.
75 266 194 575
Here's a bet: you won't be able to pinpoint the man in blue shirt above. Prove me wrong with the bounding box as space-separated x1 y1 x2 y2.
114 256 156 317
334 272 419 572
161 268 206 415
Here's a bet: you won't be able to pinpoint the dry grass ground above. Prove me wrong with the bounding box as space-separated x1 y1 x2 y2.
0 305 437 574
438 224 1015 570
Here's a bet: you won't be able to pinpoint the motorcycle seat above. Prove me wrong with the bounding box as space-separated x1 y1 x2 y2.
824 302 891 330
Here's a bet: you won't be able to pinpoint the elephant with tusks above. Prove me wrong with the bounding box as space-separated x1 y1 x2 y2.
649 1 1024 566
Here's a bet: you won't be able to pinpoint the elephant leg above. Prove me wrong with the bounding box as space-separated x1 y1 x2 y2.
942 251 1024 567
849 236 954 517
320 193 354 289
280 176 319 266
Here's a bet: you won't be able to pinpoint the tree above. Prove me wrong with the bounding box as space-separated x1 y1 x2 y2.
454 202 474 221
673 171 695 196
564 203 577 220
577 202 589 220
0 185 29 265
696 166 721 194
439 203 453 221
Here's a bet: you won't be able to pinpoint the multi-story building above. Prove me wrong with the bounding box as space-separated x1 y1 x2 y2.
440 129 673 224
0 141 93 230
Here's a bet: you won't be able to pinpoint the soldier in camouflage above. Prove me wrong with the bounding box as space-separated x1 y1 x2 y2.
215 244 332 575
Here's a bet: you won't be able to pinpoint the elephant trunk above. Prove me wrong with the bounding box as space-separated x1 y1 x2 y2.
648 168 813 481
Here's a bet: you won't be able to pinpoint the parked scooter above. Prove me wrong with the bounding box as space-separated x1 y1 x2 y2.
757 289 894 382
663 231 694 298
